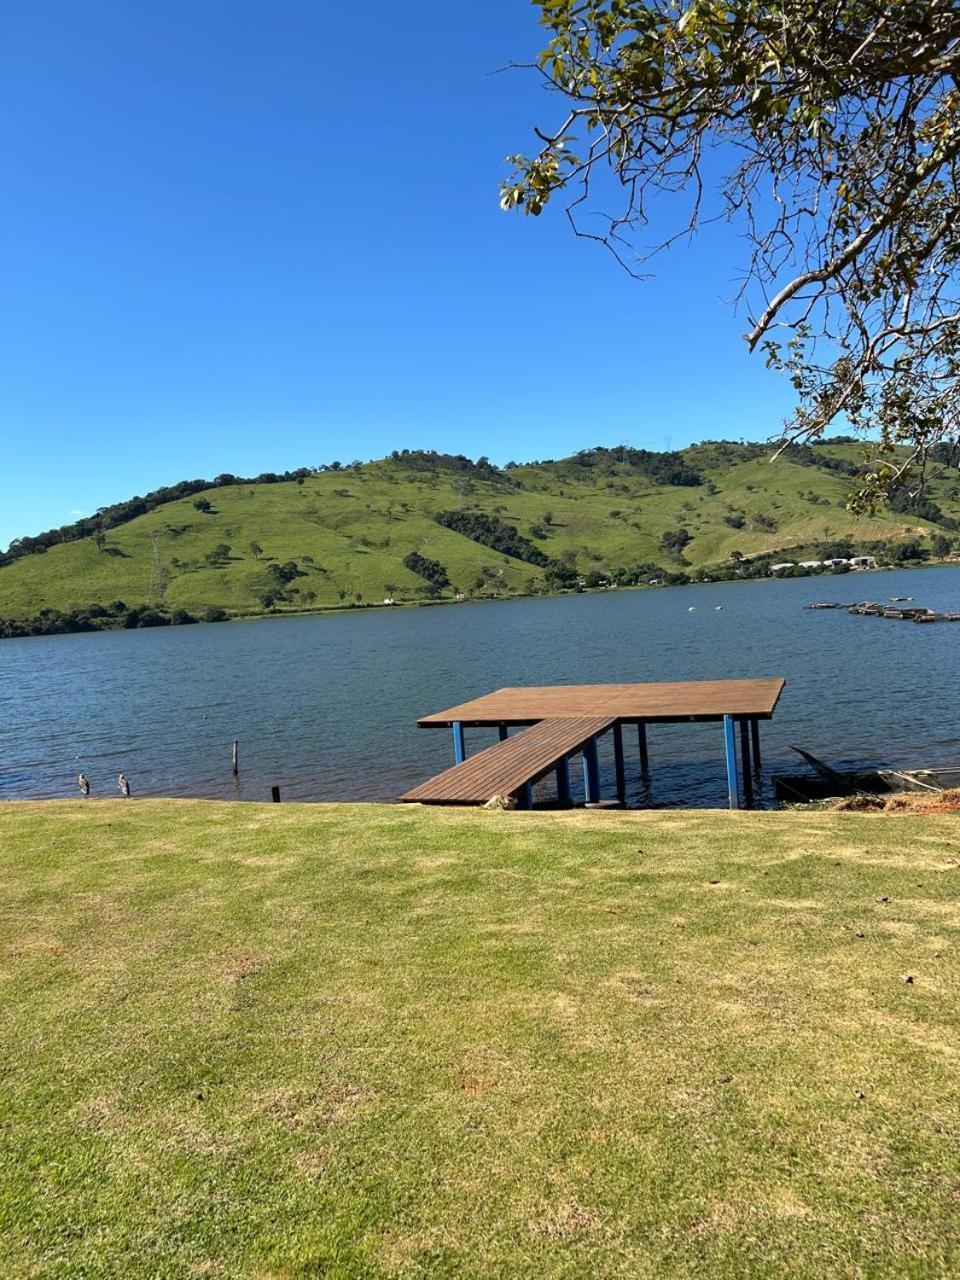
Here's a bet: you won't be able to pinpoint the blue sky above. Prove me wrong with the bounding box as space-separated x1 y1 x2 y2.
1 0 796 548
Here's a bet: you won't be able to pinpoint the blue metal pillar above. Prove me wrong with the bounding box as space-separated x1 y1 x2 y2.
498 723 509 742
613 723 626 804
582 736 601 804
518 781 533 809
723 714 740 809
637 721 649 772
452 721 465 764
556 756 571 805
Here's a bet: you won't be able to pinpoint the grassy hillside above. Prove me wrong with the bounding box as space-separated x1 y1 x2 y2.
2 440 959 627
2 799 959 1278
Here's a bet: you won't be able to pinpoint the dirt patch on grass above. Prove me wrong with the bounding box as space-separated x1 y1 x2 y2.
530 1199 605 1240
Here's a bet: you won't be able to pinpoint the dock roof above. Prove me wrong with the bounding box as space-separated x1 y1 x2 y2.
417 678 786 727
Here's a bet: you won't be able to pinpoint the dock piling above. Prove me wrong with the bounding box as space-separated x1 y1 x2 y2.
738 718 753 807
637 721 649 773
750 718 762 769
452 721 465 764
556 756 571 805
582 736 601 804
723 715 740 810
613 723 626 804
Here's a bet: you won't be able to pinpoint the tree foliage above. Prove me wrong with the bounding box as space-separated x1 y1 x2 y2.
503 1 960 501
434 511 553 566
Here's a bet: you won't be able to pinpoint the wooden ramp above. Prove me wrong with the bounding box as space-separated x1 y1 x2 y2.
400 715 614 806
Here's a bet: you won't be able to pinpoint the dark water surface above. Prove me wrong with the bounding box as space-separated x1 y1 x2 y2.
3 567 960 808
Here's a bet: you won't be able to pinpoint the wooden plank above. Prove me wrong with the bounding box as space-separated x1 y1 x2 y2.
400 715 615 805
417 679 785 727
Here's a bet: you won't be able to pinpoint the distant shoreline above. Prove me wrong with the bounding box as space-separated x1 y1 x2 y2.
4 558 959 641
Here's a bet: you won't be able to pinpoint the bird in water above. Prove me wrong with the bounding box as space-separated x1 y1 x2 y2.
77 773 90 796
118 773 131 798
688 606 696 612
714 605 723 611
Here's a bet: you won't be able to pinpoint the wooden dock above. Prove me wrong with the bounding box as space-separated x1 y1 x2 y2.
402 678 785 810
401 715 615 805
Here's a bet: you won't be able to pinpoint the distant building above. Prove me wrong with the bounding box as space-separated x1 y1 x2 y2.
382 597 397 605
849 555 877 569
799 560 823 569
770 562 796 572
822 558 850 567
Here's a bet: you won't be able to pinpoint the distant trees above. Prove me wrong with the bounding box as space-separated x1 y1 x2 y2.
659 528 692 557
248 541 263 559
435 511 551 568
267 561 303 586
205 543 231 567
0 601 229 638
403 551 450 590
932 534 954 559
193 498 212 513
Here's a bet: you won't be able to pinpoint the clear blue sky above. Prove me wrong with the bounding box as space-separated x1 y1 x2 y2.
1 0 796 549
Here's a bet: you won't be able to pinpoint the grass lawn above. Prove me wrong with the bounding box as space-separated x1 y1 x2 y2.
1 800 959 1278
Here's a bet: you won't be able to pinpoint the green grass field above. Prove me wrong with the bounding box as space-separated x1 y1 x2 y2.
2 441 958 622
2 800 959 1277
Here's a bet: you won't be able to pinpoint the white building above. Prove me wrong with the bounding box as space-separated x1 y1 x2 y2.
770 562 796 572
799 560 822 569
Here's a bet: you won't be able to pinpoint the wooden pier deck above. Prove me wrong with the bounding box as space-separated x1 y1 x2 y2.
403 678 786 810
416 679 784 727
400 715 615 806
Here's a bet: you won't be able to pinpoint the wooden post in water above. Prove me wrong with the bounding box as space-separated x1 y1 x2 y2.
271 785 281 803
232 740 239 776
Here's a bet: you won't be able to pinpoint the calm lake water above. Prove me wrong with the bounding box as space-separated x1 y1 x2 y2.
2 566 960 809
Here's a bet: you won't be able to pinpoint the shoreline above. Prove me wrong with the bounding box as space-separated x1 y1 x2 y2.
4 558 960 642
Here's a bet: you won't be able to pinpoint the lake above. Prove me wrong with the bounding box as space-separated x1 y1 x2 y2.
2 566 960 808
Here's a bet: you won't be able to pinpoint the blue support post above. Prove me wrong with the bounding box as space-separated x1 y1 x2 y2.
452 721 465 764
556 756 571 805
582 736 601 804
613 723 626 805
723 715 740 809
498 723 509 742
519 781 533 809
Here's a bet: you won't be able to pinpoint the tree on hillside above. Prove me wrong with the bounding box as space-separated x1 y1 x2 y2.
503 2 960 501
932 532 954 557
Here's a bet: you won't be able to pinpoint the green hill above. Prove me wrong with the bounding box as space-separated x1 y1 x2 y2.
3 440 959 634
